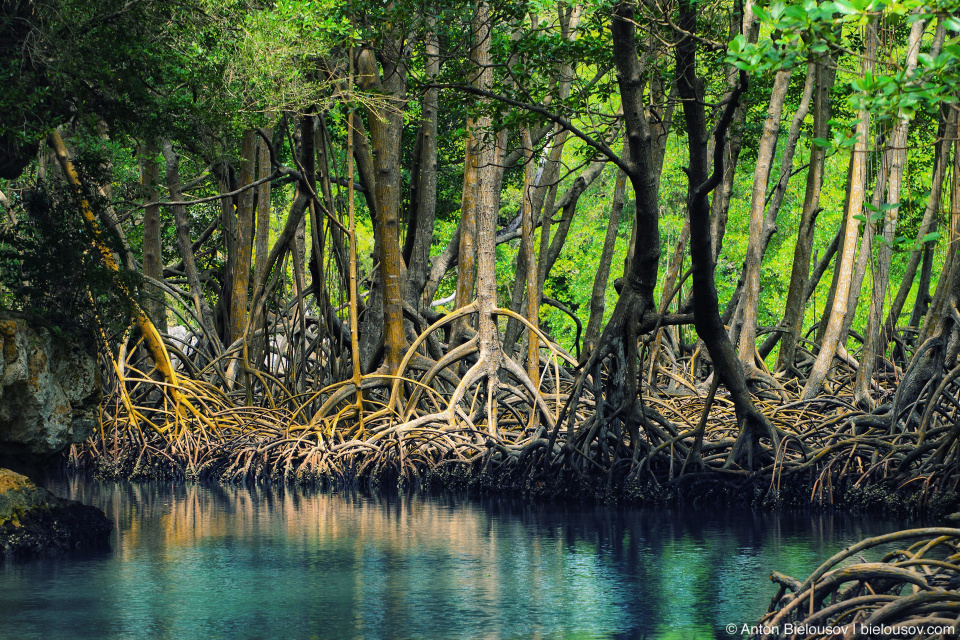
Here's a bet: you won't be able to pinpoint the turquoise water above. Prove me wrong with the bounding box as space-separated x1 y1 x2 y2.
1 478 908 639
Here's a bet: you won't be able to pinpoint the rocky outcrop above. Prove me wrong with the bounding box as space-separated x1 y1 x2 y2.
0 317 100 478
0 469 111 559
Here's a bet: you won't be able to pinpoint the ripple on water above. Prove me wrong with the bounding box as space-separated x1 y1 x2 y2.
0 478 914 640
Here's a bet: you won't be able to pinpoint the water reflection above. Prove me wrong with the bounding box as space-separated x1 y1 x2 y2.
0 478 910 640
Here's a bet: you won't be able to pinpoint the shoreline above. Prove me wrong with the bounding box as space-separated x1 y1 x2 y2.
62 445 960 520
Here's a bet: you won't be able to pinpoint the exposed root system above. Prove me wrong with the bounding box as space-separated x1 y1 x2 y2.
69 314 960 519
759 527 960 639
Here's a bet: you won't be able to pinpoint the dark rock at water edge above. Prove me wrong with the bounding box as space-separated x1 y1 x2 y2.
0 468 111 560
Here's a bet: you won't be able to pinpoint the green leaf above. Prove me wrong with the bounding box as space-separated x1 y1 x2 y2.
729 34 745 54
833 0 859 15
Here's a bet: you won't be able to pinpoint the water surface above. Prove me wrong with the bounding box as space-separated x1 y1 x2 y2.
0 477 911 639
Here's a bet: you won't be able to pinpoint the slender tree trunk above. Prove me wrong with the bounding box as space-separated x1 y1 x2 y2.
778 59 836 373
452 124 479 344
838 141 888 350
919 118 960 346
676 0 776 468
855 16 929 407
814 155 856 346
502 7 584 357
623 75 674 280
420 126 553 307
709 13 759 264
502 146 608 356
520 127 540 387
215 158 236 343
140 142 166 333
316 119 350 299
802 20 877 400
571 2 662 456
736 61 815 360
49 131 182 400
228 129 257 348
908 236 936 327
737 67 793 365
886 103 958 342
250 126 273 369
161 140 220 350
583 169 627 358
404 26 440 315
470 0 507 434
253 127 273 299
539 163 605 287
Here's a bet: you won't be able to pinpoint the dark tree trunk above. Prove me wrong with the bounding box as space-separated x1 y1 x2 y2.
404 26 440 315
777 58 836 373
140 142 166 333
675 0 778 468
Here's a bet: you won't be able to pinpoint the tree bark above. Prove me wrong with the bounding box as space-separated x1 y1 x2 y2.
564 2 662 459
802 19 877 401
49 130 183 403
885 103 959 342
140 142 166 333
918 114 960 346
161 140 220 350
583 168 627 359
675 0 775 468
520 127 540 387
214 159 235 344
838 138 888 350
452 122 479 345
854 15 929 407
737 66 794 365
777 58 836 373
735 61 815 361
470 0 507 435
404 26 440 315
709 13 759 264
228 129 257 348
355 43 408 374
253 127 273 300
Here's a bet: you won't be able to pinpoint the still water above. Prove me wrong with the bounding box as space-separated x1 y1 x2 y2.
1 477 911 640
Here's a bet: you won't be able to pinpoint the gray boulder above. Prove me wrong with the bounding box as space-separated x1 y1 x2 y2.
0 317 100 478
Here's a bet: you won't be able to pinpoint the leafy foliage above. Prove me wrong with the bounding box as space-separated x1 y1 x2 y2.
0 180 136 345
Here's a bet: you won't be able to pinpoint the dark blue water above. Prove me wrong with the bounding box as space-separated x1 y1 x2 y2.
0 477 909 639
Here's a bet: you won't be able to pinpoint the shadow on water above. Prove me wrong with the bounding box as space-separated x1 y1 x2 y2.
0 476 915 640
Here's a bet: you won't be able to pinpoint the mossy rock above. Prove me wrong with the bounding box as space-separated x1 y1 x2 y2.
0 468 111 559
0 468 50 526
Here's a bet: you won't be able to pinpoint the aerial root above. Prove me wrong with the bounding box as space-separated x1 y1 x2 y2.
760 528 960 639
72 312 960 499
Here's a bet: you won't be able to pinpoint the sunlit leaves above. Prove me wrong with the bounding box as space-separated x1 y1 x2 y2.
227 0 357 117
726 0 960 154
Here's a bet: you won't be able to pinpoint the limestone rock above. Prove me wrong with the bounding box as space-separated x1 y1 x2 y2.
0 318 100 475
0 468 111 559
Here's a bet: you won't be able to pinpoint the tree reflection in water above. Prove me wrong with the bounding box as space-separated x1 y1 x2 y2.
0 477 909 640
